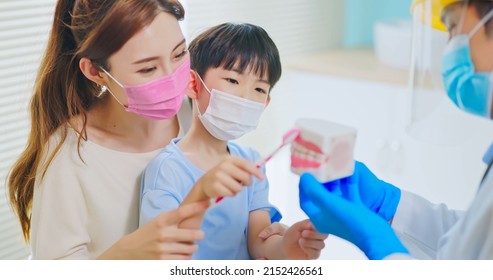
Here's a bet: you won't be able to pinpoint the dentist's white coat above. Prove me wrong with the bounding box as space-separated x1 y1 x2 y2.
386 160 493 259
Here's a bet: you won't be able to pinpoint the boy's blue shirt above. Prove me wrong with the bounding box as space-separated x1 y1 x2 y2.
140 138 281 260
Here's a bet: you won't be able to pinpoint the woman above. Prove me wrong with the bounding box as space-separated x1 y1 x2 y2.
7 0 283 260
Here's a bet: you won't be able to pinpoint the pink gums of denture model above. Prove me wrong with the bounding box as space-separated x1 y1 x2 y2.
290 118 357 182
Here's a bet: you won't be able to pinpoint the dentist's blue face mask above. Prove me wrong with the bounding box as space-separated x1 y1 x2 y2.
441 9 493 118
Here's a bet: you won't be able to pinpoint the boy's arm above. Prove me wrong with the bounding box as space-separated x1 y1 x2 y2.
248 211 329 260
248 210 286 260
180 156 264 229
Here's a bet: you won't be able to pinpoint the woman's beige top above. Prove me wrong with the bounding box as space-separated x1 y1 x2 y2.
30 101 192 259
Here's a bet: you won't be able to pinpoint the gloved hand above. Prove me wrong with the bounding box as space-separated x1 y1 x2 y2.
299 173 409 260
322 161 401 222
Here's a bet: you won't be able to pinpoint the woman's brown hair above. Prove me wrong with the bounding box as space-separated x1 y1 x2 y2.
7 0 184 242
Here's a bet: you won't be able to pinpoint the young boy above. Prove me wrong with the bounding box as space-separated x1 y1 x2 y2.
139 23 326 260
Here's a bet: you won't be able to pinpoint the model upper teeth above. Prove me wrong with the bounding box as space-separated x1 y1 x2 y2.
291 142 325 162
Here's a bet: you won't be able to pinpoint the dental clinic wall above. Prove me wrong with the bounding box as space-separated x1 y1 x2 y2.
343 0 412 48
182 0 344 58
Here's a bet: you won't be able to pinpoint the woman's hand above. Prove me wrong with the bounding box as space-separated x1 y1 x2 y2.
99 201 209 260
282 219 328 260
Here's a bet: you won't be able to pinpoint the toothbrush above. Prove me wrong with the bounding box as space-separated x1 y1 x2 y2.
255 128 301 168
214 128 301 204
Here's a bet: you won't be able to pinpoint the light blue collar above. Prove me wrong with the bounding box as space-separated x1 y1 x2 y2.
482 142 493 165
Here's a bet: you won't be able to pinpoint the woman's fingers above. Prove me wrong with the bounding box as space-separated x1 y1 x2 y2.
158 241 199 257
160 227 205 243
158 200 210 226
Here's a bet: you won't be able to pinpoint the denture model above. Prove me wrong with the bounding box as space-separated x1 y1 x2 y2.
290 118 357 182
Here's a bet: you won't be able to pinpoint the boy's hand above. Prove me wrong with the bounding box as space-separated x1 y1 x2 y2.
258 222 288 240
199 155 264 199
180 156 263 230
282 219 327 260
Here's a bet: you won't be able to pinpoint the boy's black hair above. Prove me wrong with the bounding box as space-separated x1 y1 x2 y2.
188 22 282 90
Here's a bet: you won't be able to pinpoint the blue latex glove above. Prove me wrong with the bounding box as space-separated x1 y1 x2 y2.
299 173 409 260
323 161 401 222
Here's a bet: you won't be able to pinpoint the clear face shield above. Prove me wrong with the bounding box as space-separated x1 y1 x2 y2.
408 0 493 145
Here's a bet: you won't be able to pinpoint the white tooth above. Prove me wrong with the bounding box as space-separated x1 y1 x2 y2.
292 149 303 159
292 143 304 153
293 151 302 159
304 152 314 162
295 142 310 154
308 151 321 163
291 166 303 173
297 147 307 155
293 143 327 163
306 149 313 157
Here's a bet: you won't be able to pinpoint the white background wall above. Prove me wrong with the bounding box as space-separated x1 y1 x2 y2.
181 0 344 59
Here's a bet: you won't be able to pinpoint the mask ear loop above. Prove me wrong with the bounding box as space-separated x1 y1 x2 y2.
192 70 213 116
99 67 127 107
194 70 213 94
468 8 493 39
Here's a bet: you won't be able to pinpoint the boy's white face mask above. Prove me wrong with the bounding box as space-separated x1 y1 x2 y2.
195 73 266 141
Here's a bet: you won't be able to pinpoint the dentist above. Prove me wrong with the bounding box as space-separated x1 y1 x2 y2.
299 0 493 260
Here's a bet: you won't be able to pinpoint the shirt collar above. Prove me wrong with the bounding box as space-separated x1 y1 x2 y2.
482 142 493 165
